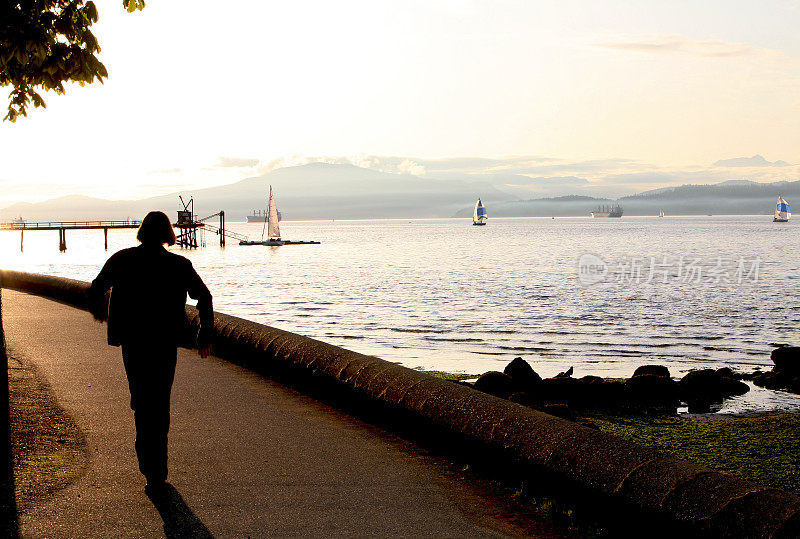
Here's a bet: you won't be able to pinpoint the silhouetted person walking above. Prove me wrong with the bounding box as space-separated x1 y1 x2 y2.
88 211 213 494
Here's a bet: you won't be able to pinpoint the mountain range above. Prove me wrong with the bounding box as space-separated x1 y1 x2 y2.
0 163 796 221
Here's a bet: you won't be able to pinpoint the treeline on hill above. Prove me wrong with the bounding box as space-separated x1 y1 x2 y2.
484 180 800 217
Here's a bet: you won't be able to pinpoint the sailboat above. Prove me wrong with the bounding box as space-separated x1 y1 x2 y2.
473 198 487 226
240 186 285 245
774 195 791 223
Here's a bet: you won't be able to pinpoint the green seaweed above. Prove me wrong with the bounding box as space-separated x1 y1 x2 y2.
586 412 800 495
414 368 476 381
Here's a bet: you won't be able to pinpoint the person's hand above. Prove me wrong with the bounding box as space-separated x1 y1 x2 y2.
198 345 212 358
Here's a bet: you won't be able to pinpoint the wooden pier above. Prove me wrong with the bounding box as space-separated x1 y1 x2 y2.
1 198 250 252
0 220 141 252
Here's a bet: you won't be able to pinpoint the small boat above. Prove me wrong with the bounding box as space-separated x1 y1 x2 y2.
591 204 623 218
774 195 791 222
473 198 487 225
658 210 665 218
240 186 285 245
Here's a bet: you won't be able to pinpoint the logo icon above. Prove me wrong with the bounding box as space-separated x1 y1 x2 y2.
578 253 608 286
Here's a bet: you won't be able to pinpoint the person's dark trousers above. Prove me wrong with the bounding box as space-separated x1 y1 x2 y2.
121 343 178 484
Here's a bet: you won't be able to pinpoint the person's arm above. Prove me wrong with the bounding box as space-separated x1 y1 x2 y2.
186 262 213 357
87 256 115 322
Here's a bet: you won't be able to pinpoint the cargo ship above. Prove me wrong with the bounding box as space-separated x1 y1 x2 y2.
247 209 281 222
591 204 623 218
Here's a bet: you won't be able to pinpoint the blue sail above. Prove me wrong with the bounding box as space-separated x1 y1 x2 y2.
775 196 791 221
473 198 487 223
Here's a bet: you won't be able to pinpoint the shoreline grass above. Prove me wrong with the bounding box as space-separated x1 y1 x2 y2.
586 412 800 495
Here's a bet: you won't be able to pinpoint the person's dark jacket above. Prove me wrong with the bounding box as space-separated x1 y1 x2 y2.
88 244 214 348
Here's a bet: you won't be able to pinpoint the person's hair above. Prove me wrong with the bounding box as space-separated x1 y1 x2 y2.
137 211 177 246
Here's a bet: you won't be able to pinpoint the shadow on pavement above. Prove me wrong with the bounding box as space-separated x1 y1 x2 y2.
147 483 214 538
1 288 20 538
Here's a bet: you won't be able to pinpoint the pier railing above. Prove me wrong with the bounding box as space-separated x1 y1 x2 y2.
1 268 799 537
0 220 140 231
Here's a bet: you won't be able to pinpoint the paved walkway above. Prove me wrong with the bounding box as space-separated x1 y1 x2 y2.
3 291 558 538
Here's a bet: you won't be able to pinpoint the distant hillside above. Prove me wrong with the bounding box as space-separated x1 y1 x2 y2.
474 180 797 217
1 167 796 220
0 195 136 221
0 163 516 221
619 180 800 215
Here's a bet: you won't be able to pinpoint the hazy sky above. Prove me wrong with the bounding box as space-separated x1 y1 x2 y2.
1 0 799 206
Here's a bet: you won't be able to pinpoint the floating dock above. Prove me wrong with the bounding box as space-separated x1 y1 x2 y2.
239 240 320 246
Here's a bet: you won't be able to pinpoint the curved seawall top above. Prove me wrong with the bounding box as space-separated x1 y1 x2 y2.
1 269 798 537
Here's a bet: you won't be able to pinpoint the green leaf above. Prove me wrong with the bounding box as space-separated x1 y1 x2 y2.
2 0 146 121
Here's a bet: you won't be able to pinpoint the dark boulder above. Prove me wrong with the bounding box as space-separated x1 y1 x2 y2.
503 357 542 391
751 347 800 395
771 347 800 375
624 374 679 414
538 376 583 405
754 371 784 390
716 367 737 379
687 399 718 414
474 371 515 398
578 378 625 411
678 368 750 409
508 391 535 406
754 371 800 394
595 381 626 410
633 365 671 378
719 376 750 397
679 369 721 395
679 369 725 409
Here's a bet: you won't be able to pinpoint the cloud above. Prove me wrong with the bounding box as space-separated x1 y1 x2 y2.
599 170 726 185
216 156 260 168
713 154 791 167
408 156 558 172
595 34 767 58
254 155 431 177
504 176 591 189
499 159 637 176
147 168 182 174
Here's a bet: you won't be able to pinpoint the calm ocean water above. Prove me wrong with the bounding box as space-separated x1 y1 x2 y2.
3 215 799 413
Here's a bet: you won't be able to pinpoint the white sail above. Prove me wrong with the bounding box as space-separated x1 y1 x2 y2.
267 186 281 238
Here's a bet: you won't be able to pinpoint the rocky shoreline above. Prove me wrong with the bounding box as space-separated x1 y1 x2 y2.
467 345 800 418
747 346 800 394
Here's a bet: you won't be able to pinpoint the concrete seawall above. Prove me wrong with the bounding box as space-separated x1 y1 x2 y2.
2 269 798 537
